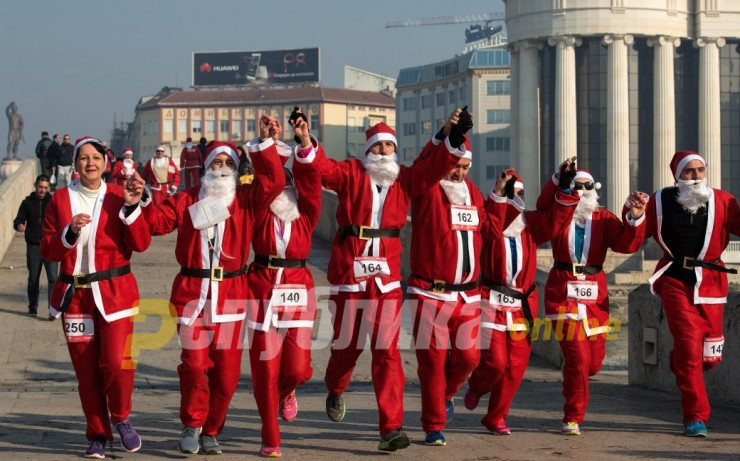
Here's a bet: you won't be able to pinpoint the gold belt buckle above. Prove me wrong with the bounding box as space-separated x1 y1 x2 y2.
73 274 89 288
571 263 584 277
358 225 371 240
683 256 695 270
432 279 447 293
268 255 280 270
210 266 224 282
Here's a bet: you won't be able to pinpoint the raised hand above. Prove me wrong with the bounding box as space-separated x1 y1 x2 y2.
443 107 474 137
70 213 92 234
259 114 276 141
627 191 648 218
494 169 513 197
557 157 577 189
270 119 282 142
290 110 312 148
124 173 146 205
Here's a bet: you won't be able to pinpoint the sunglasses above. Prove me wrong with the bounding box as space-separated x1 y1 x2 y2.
573 182 595 191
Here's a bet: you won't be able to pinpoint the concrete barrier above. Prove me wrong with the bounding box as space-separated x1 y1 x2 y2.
628 284 740 402
0 159 38 264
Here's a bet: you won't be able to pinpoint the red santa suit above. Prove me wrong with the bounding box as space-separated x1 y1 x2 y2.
246 143 322 449
142 152 179 206
143 139 284 438
468 173 578 432
112 148 136 187
41 139 151 442
180 140 203 189
644 151 740 426
406 136 485 434
314 123 464 438
536 171 645 426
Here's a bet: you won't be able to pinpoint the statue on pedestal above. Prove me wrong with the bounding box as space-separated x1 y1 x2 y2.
6 102 24 160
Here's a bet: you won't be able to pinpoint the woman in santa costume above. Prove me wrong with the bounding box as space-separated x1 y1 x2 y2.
536 163 646 435
137 115 284 455
112 147 137 187
465 166 579 435
312 109 467 452
644 151 739 437
41 136 151 459
141 145 179 206
245 110 322 458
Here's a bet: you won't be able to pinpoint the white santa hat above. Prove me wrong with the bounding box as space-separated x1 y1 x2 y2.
572 170 602 190
73 136 108 168
204 141 240 169
670 151 705 181
364 122 397 154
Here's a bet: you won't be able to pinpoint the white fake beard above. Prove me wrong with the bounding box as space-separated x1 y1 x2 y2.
503 212 526 238
202 167 237 206
123 159 134 168
363 152 400 188
439 179 468 205
574 189 600 223
676 178 711 214
153 157 168 168
185 143 193 149
269 186 300 222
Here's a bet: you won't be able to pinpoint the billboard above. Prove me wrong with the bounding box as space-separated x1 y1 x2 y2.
192 48 320 87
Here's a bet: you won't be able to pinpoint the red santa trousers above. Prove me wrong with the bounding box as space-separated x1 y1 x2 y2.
177 317 244 436
410 295 481 432
324 284 405 435
63 288 135 441
183 168 200 189
149 187 170 207
557 318 606 424
657 276 724 424
249 326 313 447
468 327 532 429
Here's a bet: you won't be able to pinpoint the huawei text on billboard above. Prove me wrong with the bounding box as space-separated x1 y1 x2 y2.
192 48 320 87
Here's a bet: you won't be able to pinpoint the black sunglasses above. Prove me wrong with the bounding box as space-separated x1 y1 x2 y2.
573 182 595 191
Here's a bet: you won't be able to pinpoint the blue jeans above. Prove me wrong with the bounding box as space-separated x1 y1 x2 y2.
26 244 58 311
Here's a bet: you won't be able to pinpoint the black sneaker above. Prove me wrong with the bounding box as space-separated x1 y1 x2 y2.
325 392 345 422
378 430 410 452
28 307 37 316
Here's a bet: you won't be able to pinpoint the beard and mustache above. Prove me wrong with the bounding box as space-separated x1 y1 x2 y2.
676 178 711 214
573 189 600 223
201 167 237 206
439 179 468 205
363 152 400 188
270 186 300 222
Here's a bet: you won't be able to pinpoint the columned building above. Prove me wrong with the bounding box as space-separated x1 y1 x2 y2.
505 0 740 211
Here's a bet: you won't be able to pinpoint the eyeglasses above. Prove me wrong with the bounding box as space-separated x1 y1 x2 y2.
573 182 595 191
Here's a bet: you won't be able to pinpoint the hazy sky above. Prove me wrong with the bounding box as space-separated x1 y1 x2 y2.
0 0 502 156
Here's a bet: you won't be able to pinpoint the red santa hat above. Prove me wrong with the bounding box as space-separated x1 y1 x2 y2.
572 170 602 190
364 122 397 154
123 147 133 157
461 137 473 160
505 168 524 190
73 136 108 168
670 151 705 181
186 137 193 143
204 141 240 169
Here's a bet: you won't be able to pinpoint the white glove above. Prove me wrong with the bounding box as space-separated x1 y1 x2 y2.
169 186 178 196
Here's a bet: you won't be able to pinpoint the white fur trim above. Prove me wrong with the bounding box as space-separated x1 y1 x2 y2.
293 135 318 164
61 223 78 249
444 137 467 157
364 132 397 154
139 187 153 208
204 145 239 169
246 137 275 153
674 154 706 180
626 211 645 227
118 203 142 226
514 181 524 190
573 171 595 183
48 306 62 319
490 191 507 203
276 140 292 158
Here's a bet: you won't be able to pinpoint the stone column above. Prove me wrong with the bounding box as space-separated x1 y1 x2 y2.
603 34 633 214
695 37 725 189
548 35 581 165
517 40 542 205
648 36 681 189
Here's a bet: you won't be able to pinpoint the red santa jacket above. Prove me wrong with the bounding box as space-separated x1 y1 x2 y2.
112 160 136 187
180 146 203 169
143 138 284 325
246 148 322 331
40 182 152 322
311 135 465 292
142 157 180 191
646 186 740 304
480 187 579 331
537 177 645 335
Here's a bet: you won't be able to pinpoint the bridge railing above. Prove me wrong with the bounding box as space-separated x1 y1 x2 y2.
0 159 38 263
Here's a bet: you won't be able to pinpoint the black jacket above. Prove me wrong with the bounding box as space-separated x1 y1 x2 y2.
50 142 74 168
13 192 51 245
35 137 53 159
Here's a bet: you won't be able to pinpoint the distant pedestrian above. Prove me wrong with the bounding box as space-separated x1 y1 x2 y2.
180 137 203 189
13 174 58 317
112 147 136 186
50 134 74 188
47 134 61 189
141 145 179 206
101 141 116 183
34 132 54 177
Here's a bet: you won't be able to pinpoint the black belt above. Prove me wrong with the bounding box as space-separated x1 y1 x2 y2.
338 225 400 243
179 265 248 281
254 254 307 269
553 261 603 276
671 256 737 274
60 265 131 288
413 274 479 293
481 276 537 333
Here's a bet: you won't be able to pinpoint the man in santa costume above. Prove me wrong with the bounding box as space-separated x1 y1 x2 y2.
406 119 486 446
245 111 322 458
312 110 469 452
138 115 284 455
141 145 179 206
41 136 150 459
464 166 579 435
536 163 646 436
180 137 204 189
112 147 137 187
644 151 739 437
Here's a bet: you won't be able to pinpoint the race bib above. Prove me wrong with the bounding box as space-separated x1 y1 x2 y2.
353 257 391 281
64 314 95 343
488 288 522 310
168 166 176 174
271 284 308 314
567 281 598 301
450 205 480 231
703 337 724 360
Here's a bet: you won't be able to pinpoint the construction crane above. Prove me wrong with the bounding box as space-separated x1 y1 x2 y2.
385 12 505 44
